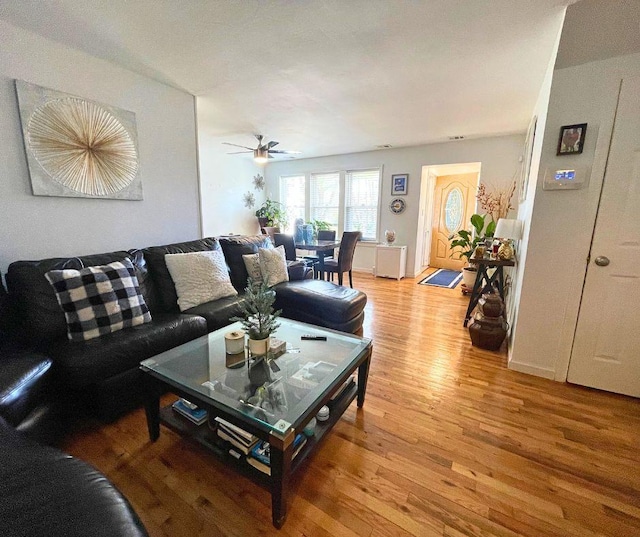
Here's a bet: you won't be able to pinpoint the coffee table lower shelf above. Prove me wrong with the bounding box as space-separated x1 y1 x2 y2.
156 381 359 523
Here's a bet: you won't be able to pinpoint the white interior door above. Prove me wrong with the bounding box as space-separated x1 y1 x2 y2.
567 77 640 397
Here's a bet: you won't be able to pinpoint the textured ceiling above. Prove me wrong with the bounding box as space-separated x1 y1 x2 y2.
0 0 573 159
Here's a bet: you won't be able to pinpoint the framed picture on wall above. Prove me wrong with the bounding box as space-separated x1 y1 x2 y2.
519 115 537 202
391 174 408 195
557 123 587 155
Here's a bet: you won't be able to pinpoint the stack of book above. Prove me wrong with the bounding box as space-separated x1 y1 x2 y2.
247 434 307 476
214 416 259 456
172 399 208 425
329 375 355 406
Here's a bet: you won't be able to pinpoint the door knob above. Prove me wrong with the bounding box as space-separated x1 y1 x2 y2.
594 256 610 266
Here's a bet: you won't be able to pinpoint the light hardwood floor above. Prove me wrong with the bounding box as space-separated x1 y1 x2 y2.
62 271 640 537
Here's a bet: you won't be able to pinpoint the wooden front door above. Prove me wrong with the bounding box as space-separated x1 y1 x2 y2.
567 76 640 397
429 173 478 270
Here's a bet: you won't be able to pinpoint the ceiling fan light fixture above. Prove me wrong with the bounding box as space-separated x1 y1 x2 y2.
254 148 269 163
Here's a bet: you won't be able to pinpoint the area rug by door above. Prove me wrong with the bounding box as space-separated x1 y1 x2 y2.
418 269 462 288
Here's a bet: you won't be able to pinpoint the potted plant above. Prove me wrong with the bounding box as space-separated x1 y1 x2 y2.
255 199 288 229
230 278 281 357
449 214 496 288
310 219 332 239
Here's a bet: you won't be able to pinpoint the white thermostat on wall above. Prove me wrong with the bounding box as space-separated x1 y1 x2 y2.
543 166 589 190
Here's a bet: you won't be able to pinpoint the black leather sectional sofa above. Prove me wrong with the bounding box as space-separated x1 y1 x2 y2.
2 234 367 428
0 234 367 536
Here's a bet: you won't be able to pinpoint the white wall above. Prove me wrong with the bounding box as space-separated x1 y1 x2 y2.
197 126 264 237
263 135 524 277
0 20 200 275
506 15 564 372
509 52 640 379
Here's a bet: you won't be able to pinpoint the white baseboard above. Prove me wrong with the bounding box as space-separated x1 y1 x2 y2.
508 358 556 380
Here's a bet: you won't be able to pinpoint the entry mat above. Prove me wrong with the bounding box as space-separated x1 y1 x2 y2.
418 269 462 288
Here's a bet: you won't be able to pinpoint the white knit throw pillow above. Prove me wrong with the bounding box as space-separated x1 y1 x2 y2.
259 245 289 287
165 250 237 311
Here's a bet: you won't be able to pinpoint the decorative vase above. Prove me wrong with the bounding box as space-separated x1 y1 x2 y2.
294 225 304 244
497 241 514 260
478 292 504 318
384 230 396 245
468 313 507 350
248 337 269 357
302 224 314 243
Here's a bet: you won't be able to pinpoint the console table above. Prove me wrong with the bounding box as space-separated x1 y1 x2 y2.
463 257 515 326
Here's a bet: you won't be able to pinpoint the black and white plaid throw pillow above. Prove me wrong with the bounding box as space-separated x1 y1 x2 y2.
45 258 152 341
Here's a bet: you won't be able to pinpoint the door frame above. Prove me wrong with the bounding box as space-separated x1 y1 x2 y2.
416 162 482 276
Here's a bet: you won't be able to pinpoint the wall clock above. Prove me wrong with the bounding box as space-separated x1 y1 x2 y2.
389 198 406 214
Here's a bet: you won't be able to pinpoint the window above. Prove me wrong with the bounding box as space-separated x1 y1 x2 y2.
444 187 463 234
279 175 305 231
310 172 340 230
345 169 380 241
279 167 381 241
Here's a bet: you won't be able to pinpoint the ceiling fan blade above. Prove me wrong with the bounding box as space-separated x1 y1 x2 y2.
222 142 255 150
269 149 302 155
226 150 253 154
267 141 279 149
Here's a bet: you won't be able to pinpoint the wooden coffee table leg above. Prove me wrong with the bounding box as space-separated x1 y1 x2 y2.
143 375 160 442
269 429 295 528
357 348 372 407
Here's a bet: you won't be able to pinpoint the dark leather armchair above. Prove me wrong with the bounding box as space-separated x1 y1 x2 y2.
323 231 362 287
0 416 149 537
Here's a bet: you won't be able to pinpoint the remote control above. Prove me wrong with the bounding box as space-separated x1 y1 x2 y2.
301 335 327 341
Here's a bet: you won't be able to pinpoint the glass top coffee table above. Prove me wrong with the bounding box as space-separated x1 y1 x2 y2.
140 318 372 528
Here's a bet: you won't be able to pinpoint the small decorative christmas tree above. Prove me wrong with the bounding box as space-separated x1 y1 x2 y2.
231 278 281 341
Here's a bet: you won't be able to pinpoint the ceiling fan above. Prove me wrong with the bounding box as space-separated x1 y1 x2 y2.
222 134 301 163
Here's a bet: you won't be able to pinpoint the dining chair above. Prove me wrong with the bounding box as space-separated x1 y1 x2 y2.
273 233 317 270
304 229 336 278
322 231 361 287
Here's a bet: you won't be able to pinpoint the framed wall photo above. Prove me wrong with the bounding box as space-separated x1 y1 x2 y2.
519 115 537 202
557 123 587 155
391 174 408 195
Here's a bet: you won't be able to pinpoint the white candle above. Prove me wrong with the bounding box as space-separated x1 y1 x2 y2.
224 330 245 355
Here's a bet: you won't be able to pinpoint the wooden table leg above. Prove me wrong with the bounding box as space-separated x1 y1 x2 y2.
464 267 486 326
318 251 326 280
143 375 160 442
357 348 372 407
269 429 295 528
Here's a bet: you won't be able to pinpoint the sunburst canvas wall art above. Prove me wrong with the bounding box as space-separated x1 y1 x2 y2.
15 80 142 200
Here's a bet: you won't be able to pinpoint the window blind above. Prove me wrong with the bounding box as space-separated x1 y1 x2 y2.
345 169 380 241
279 175 305 231
310 172 340 229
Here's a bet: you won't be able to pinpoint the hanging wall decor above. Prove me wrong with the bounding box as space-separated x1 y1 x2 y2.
243 191 256 208
253 173 265 190
15 80 142 200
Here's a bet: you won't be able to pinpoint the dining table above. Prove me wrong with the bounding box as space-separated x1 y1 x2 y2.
294 239 341 279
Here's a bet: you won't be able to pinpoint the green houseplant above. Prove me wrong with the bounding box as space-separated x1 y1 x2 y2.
310 219 332 239
449 214 496 287
230 278 281 356
255 199 288 229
